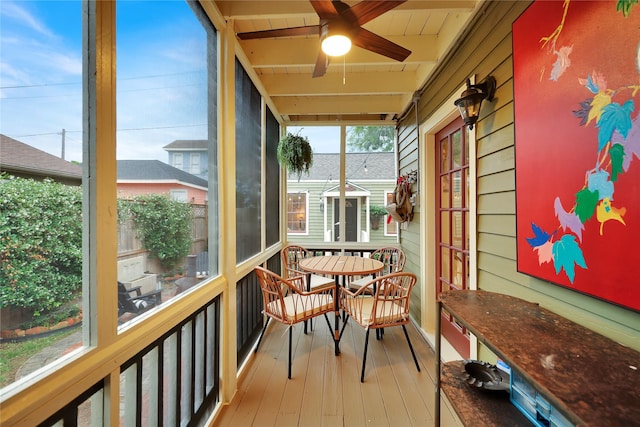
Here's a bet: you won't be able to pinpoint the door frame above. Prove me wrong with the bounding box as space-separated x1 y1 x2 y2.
418 80 479 362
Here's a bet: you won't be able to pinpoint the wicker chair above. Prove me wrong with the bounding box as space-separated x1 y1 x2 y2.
254 266 335 379
281 244 334 291
347 247 406 293
339 272 421 382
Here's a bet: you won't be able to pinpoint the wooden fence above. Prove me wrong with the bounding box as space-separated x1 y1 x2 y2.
118 204 208 265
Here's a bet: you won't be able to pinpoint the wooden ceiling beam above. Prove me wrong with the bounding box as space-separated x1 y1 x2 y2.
261 71 418 96
216 1 477 19
239 35 438 67
272 94 405 115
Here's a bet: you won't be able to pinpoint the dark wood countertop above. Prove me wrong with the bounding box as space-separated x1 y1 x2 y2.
439 290 640 426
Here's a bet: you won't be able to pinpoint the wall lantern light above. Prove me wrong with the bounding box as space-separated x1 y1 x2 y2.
321 22 352 56
454 76 496 130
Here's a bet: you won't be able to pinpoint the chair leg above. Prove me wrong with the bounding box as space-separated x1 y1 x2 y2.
288 325 293 379
255 317 271 353
339 313 350 340
402 324 421 372
360 328 371 382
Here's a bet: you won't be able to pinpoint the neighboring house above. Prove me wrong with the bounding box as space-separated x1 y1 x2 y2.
117 160 208 204
0 134 82 185
287 152 397 243
162 139 208 180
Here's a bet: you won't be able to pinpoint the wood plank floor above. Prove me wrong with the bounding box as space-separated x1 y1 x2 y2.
214 316 438 426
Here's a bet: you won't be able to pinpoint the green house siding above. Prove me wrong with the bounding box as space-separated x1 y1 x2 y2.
287 179 397 245
398 0 640 352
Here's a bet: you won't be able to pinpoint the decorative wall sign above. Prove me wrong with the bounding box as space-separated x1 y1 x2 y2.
513 0 640 311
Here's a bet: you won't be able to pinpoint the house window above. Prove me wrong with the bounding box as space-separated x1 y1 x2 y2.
287 192 308 234
190 153 200 174
170 189 188 202
173 153 183 170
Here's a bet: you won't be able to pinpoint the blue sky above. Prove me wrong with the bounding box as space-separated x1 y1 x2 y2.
0 1 342 164
1 1 208 163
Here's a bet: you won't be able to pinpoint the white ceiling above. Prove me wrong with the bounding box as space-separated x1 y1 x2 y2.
215 0 480 123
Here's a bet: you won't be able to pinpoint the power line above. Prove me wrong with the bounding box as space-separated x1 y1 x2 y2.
0 70 204 90
11 123 206 139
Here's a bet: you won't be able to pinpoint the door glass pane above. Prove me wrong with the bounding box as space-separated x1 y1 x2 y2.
116 1 213 324
440 138 449 171
452 171 462 208
0 0 85 391
452 251 464 288
440 175 450 208
452 129 462 168
440 211 450 245
440 247 450 282
452 211 463 247
465 212 469 250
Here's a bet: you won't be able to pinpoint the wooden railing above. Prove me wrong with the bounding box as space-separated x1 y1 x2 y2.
39 295 221 426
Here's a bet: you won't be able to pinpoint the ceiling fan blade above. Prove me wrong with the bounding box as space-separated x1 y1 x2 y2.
312 51 329 78
352 28 411 62
309 0 341 19
237 25 320 40
345 1 407 26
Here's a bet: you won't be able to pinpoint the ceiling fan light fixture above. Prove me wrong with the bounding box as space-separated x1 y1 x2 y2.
321 33 351 56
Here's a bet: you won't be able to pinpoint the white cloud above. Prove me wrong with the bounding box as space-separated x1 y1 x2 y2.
1 2 55 39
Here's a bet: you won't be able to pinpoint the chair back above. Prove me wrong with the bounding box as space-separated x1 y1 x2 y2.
281 245 310 275
255 266 289 323
255 266 334 325
341 272 416 329
371 247 406 275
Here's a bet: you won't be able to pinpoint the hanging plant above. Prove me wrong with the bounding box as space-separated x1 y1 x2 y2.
277 132 313 180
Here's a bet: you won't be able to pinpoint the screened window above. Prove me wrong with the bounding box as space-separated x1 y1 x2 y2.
265 107 281 248
287 193 308 234
0 0 86 391
116 0 216 323
235 59 261 263
286 125 397 245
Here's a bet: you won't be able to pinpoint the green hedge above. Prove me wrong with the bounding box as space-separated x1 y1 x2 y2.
0 177 82 316
119 194 193 270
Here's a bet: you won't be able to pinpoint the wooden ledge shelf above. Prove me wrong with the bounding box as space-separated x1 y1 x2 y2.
441 360 530 426
436 290 640 426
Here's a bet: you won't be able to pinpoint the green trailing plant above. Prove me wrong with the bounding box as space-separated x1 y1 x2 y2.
122 194 193 270
277 132 313 180
0 176 82 316
370 205 387 217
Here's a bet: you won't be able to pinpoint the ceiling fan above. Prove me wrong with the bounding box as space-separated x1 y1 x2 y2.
236 0 412 78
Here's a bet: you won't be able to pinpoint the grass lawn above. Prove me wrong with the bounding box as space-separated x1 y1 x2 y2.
0 328 77 389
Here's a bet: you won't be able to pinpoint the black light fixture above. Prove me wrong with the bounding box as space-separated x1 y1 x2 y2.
454 76 496 130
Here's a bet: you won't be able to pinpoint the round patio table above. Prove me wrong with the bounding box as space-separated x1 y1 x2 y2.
299 255 384 355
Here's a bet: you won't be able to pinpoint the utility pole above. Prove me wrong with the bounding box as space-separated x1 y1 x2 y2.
61 128 66 160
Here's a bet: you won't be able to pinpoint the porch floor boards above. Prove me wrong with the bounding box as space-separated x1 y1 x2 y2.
215 317 438 426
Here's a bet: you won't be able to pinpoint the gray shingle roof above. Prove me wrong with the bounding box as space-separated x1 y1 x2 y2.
304 152 395 180
117 160 208 188
0 134 82 183
162 140 207 151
